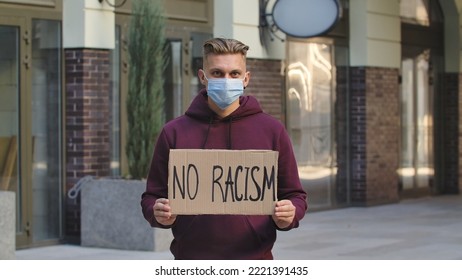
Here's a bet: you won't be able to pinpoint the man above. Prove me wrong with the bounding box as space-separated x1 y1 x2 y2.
141 37 307 260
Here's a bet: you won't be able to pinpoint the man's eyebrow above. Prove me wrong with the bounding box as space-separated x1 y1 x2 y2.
207 68 243 75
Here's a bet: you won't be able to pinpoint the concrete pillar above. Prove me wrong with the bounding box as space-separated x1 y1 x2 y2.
0 191 15 259
62 0 114 242
213 0 285 60
63 0 115 49
350 0 400 68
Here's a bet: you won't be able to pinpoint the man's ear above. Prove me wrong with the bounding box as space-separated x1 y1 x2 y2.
243 71 251 88
198 69 207 86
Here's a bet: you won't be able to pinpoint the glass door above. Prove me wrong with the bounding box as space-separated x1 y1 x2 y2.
30 19 63 243
286 41 336 209
399 49 433 195
1 17 63 248
164 31 211 122
0 19 28 245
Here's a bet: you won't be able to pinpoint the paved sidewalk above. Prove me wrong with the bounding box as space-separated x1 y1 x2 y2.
15 195 462 260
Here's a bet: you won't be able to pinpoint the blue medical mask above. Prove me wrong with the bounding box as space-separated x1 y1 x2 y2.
203 73 245 110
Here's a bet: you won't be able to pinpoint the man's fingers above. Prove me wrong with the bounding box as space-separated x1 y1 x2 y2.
155 198 170 210
274 211 293 217
275 204 295 213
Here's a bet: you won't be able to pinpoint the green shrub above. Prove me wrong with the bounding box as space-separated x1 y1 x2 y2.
126 0 166 179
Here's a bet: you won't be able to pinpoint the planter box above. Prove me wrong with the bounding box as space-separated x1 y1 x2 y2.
81 178 173 252
0 191 15 260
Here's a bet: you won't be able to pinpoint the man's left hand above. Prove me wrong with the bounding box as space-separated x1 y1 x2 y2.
272 200 296 229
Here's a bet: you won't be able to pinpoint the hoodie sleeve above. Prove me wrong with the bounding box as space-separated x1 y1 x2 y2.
140 129 172 228
275 126 308 231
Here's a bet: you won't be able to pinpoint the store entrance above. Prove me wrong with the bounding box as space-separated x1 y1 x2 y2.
0 17 63 248
399 0 444 198
399 49 434 196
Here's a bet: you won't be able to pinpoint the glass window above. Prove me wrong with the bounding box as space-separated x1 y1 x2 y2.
189 32 211 101
31 19 62 241
0 25 20 231
400 0 443 195
286 41 336 208
164 40 183 121
399 50 433 190
110 26 121 176
164 32 211 122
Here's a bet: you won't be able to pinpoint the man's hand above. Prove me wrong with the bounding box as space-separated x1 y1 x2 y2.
153 198 177 226
272 200 295 229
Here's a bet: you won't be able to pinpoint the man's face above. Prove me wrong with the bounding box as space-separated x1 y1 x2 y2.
199 53 250 87
198 53 251 115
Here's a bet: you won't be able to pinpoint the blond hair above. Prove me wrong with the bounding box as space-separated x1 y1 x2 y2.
202 38 249 58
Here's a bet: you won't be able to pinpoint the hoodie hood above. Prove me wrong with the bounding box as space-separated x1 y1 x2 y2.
185 88 263 122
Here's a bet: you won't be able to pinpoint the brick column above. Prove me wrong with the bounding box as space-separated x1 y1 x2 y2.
335 66 350 204
437 73 459 194
454 73 462 194
65 49 111 242
350 67 400 205
246 59 284 122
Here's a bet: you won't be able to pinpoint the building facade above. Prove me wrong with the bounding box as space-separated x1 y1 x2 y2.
0 0 461 249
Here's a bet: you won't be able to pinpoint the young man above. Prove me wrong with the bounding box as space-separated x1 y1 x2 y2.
141 37 307 260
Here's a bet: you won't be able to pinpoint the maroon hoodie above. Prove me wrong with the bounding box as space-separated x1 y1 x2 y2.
141 89 307 260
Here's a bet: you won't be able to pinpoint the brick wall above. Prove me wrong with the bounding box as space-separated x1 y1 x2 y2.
335 66 350 205
456 73 462 194
438 73 459 194
65 49 111 242
365 67 400 204
350 67 400 205
350 67 367 203
246 59 284 122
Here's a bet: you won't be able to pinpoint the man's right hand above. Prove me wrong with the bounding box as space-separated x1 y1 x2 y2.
153 198 177 226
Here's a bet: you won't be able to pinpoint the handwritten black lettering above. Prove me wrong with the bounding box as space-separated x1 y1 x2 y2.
243 167 251 201
225 166 236 202
249 166 261 201
172 164 199 200
234 165 243 201
172 165 184 199
261 166 276 201
176 163 276 203
187 164 199 200
212 165 224 202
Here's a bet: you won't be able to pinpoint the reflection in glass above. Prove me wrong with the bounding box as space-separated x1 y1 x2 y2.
165 40 183 121
190 33 211 102
31 19 62 241
164 32 211 121
0 26 20 231
399 50 433 190
287 42 335 208
110 26 121 176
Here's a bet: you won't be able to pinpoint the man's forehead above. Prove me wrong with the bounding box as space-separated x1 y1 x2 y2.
203 53 246 69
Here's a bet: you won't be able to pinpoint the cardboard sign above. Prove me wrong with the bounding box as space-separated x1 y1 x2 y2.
168 149 278 215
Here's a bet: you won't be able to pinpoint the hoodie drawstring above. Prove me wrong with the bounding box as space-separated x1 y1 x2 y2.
202 117 213 149
227 117 233 150
201 116 234 150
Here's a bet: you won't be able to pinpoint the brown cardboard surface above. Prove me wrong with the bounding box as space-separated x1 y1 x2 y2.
168 149 278 215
